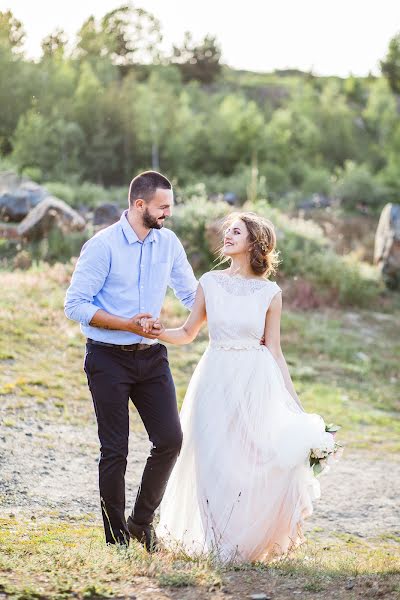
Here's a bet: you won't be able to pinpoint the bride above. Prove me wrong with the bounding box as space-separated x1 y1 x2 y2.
142 212 334 562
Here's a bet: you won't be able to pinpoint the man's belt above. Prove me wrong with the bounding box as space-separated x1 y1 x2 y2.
87 338 155 352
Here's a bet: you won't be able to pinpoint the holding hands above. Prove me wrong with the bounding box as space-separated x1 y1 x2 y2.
131 313 165 338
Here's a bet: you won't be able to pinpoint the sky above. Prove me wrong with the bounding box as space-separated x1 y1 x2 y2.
4 0 400 76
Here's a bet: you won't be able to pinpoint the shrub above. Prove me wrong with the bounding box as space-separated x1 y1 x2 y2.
169 197 230 271
44 182 126 209
334 161 388 211
168 197 380 307
246 200 380 307
45 182 76 206
300 165 333 197
177 165 268 205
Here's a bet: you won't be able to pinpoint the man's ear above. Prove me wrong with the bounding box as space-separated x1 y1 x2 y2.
134 198 145 210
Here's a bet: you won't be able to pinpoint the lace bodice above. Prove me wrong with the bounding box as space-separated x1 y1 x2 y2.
199 271 281 350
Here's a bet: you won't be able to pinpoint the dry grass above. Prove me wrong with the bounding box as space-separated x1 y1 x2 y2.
0 263 399 598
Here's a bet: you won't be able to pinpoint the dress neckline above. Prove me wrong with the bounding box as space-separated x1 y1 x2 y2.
211 270 268 284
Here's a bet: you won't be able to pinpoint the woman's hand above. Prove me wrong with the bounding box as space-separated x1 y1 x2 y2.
140 317 165 337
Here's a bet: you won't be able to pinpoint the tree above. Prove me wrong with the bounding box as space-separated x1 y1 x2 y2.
12 109 85 180
0 10 25 51
0 11 33 153
75 16 105 59
73 63 120 183
380 32 400 94
41 29 67 59
101 4 163 65
172 32 222 84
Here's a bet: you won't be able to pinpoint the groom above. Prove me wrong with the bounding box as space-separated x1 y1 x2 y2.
64 171 198 549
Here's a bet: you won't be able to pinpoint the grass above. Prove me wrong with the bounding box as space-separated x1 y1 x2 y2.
0 517 398 598
4 262 397 447
0 263 399 598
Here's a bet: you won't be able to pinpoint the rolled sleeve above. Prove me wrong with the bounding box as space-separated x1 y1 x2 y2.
64 237 110 326
169 237 198 310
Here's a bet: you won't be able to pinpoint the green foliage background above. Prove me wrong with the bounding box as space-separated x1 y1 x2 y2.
1 7 400 212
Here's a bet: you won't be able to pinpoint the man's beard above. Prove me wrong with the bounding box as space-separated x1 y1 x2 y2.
142 208 165 229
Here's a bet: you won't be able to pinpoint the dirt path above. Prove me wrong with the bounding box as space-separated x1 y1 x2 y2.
1 418 398 540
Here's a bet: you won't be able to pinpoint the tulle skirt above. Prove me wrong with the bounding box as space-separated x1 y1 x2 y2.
157 344 330 563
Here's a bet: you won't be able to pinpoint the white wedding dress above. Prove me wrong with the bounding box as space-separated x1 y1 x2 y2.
157 271 332 563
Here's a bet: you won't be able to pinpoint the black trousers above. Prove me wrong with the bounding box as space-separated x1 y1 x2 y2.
84 342 182 544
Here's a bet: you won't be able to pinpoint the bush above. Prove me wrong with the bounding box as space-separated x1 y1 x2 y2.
169 197 230 271
30 230 90 263
44 181 126 209
177 164 268 205
168 197 380 307
334 161 388 211
300 165 333 196
246 200 380 307
45 182 76 205
21 166 43 183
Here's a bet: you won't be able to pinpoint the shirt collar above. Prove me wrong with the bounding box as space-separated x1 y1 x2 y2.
120 210 158 245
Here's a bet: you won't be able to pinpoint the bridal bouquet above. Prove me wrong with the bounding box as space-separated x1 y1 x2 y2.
309 423 343 476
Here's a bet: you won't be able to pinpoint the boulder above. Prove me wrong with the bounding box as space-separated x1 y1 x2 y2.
0 173 48 222
93 203 121 227
17 196 86 241
374 203 400 289
298 194 334 211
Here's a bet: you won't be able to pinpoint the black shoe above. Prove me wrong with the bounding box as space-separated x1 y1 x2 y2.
127 515 160 553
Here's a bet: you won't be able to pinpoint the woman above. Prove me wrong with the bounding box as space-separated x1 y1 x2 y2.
142 212 334 562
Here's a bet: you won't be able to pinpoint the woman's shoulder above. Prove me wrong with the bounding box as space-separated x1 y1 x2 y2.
199 271 217 285
267 279 281 293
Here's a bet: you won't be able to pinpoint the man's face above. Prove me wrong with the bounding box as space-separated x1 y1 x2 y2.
142 188 174 229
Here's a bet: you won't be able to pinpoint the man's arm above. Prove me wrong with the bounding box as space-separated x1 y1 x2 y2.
169 236 198 310
90 308 160 338
64 236 158 337
64 236 110 326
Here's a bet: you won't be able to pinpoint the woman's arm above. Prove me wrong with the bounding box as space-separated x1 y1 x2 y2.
143 283 207 345
264 292 304 411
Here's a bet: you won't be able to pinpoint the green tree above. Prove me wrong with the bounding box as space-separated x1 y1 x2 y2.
0 10 25 51
101 4 163 65
315 82 360 167
41 29 67 59
363 78 398 171
73 62 121 183
0 11 33 153
12 109 84 180
172 32 222 84
380 32 400 94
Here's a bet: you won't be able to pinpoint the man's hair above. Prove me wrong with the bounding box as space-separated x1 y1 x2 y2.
129 171 172 206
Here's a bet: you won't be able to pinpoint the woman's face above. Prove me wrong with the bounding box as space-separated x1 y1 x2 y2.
222 219 250 257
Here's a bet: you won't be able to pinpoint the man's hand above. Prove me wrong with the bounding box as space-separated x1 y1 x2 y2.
139 317 165 337
126 313 160 338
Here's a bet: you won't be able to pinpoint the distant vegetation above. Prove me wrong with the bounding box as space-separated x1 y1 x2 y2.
1 7 400 212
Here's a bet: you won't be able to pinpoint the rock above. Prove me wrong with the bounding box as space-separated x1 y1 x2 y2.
223 192 239 205
298 194 334 211
0 173 48 222
17 196 86 241
0 192 32 222
374 203 400 289
93 203 121 227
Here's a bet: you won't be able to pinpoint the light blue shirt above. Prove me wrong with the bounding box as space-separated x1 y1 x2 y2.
64 210 198 344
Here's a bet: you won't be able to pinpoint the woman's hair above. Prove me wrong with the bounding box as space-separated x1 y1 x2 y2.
218 212 280 277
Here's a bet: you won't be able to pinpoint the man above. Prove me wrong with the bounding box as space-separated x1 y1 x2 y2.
64 171 198 550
